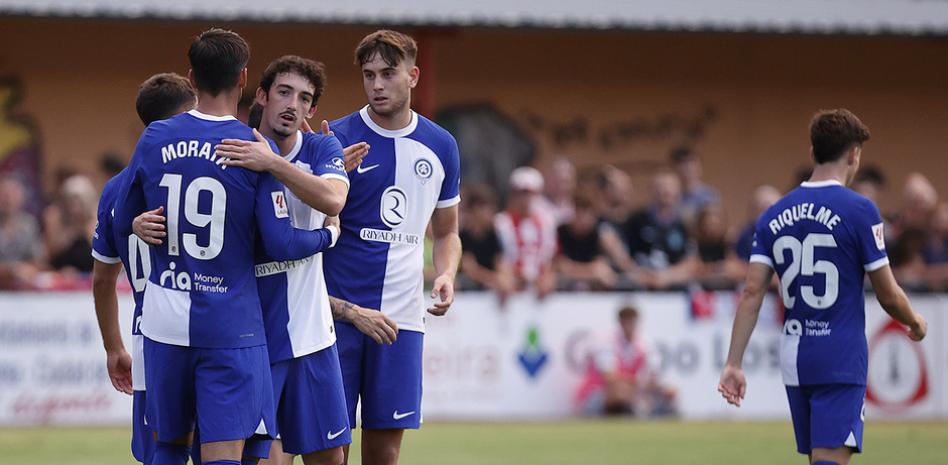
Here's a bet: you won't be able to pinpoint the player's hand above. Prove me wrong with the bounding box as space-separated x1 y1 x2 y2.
428 274 455 316
324 215 340 230
106 349 134 395
718 364 747 407
909 313 928 341
218 129 281 172
351 306 399 345
133 206 166 245
320 119 372 172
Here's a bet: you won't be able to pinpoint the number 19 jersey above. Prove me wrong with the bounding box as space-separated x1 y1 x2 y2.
750 180 888 386
114 110 335 349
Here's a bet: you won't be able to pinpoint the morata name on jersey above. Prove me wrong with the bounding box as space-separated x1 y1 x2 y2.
161 140 231 170
768 202 842 235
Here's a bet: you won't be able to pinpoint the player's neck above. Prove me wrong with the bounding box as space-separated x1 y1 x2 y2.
260 122 298 156
808 163 849 186
367 104 413 131
195 90 239 118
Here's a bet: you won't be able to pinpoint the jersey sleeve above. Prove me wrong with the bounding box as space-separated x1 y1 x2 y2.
313 136 350 187
854 198 889 272
437 135 461 209
91 186 121 264
112 133 150 241
254 172 337 261
748 216 774 269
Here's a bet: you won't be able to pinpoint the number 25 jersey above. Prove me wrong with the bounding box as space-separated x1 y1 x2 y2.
750 180 888 386
114 110 335 349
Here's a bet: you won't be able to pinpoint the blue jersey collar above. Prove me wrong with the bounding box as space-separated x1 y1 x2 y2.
187 109 237 122
800 180 844 188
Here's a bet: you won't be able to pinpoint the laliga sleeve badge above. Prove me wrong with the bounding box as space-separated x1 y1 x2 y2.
271 191 289 218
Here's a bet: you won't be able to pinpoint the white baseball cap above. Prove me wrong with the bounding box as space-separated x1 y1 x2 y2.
509 166 544 192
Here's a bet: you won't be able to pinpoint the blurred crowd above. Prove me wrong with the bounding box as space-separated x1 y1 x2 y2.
1 147 947 293
456 147 948 302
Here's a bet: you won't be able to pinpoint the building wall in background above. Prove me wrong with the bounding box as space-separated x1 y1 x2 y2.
1 18 946 220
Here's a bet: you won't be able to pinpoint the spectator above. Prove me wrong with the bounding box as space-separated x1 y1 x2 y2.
852 165 886 204
495 167 558 299
890 172 937 239
555 192 617 290
734 185 781 261
43 174 97 273
693 203 745 290
537 156 577 226
595 165 634 227
923 203 948 291
621 171 696 289
0 176 44 288
458 185 515 304
669 146 720 223
575 305 678 417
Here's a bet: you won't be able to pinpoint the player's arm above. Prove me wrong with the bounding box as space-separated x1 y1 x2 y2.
868 265 927 340
255 172 338 261
329 296 398 345
90 198 133 395
718 262 774 407
429 204 462 316
218 129 347 216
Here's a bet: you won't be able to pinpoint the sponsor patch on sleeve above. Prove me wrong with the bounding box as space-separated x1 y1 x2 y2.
271 191 289 219
872 222 885 250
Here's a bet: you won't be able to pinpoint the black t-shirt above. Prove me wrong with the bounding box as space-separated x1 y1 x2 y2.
622 208 692 268
557 224 602 263
460 228 502 270
697 240 727 263
50 236 94 273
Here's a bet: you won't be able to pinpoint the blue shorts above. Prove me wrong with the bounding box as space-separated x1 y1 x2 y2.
336 323 423 429
271 344 351 455
785 384 866 455
143 337 277 444
131 390 155 464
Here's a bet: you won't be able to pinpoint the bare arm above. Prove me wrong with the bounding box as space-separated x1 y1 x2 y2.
868 264 927 340
429 205 462 316
718 262 774 406
329 296 398 344
91 260 133 395
217 129 348 216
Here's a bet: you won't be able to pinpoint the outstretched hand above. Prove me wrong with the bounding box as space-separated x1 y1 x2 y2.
320 119 370 172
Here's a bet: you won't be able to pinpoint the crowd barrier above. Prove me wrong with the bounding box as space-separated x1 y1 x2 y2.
0 291 944 425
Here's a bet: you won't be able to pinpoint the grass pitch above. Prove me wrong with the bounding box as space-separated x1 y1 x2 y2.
2 420 946 465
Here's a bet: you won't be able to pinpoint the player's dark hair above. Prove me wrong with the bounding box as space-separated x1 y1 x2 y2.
247 102 263 129
355 29 418 68
135 73 196 126
809 109 871 164
188 28 250 96
259 55 327 107
618 305 639 321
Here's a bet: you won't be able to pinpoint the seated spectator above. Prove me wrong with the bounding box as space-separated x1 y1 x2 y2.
852 164 886 204
670 146 720 224
889 172 937 239
924 203 948 291
43 174 97 273
594 165 634 228
495 167 558 299
621 171 697 290
536 156 577 226
734 185 781 261
693 203 744 290
0 176 44 289
575 305 678 417
458 185 515 304
555 192 617 290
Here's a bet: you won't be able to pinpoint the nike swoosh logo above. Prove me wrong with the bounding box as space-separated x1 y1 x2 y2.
357 164 380 174
327 428 347 440
392 410 416 420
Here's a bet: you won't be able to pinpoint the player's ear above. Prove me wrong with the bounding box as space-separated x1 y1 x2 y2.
409 65 420 89
238 68 248 89
809 146 816 163
306 103 318 119
187 70 197 90
255 86 268 106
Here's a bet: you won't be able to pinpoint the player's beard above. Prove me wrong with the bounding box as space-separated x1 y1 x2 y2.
371 92 410 119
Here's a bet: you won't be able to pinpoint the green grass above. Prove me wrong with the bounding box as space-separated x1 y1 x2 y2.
2 421 947 465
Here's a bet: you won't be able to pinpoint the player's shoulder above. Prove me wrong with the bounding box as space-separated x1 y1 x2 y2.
329 110 364 136
413 113 458 147
97 168 129 212
301 131 342 152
